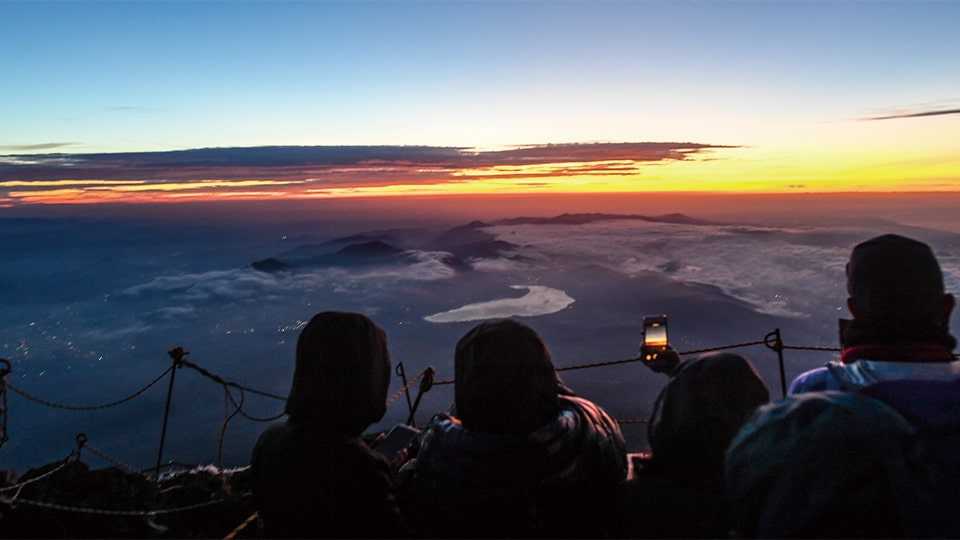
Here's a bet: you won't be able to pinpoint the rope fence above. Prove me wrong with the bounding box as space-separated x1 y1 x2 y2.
1 359 8 449
84 442 142 476
5 366 173 411
224 511 259 540
7 495 232 517
0 453 76 494
2 327 955 524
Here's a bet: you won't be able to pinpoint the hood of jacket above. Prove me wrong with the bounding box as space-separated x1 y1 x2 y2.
826 358 960 391
415 394 627 490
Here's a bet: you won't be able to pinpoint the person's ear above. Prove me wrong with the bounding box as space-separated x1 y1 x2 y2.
847 297 860 319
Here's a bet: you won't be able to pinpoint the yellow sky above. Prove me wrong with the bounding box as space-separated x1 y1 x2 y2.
4 115 959 205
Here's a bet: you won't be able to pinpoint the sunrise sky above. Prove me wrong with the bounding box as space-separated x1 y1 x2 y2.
2 1 959 206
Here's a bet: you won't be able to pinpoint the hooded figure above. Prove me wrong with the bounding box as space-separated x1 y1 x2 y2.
619 353 770 538
400 319 627 538
285 311 390 435
251 312 405 538
725 391 917 538
790 234 959 394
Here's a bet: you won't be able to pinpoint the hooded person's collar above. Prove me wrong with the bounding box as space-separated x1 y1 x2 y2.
841 343 956 364
826 357 960 390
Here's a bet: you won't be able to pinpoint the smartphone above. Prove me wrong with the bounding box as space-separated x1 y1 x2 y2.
642 315 668 362
376 424 421 459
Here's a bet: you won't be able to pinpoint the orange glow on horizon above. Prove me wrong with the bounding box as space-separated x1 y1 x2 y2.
3 144 959 205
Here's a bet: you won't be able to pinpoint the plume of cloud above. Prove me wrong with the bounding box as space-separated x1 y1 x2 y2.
0 142 78 151
861 108 960 121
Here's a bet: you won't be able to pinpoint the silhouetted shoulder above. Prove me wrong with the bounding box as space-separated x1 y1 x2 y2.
251 422 403 538
788 366 833 394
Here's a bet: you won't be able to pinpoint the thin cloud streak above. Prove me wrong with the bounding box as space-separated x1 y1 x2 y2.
0 142 78 151
861 108 960 121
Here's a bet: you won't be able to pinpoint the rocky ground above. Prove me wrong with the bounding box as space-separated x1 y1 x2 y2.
0 460 257 538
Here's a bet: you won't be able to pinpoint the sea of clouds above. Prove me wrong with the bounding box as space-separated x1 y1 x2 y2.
116 219 960 328
477 220 960 320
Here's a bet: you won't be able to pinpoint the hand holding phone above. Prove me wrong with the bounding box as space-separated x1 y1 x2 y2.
376 424 421 462
642 315 680 375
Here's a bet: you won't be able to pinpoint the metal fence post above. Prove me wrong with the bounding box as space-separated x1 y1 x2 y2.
154 347 186 482
395 362 414 418
0 358 10 449
406 367 435 427
764 329 787 398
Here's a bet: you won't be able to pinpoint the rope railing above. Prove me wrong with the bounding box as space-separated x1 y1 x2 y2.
0 433 250 519
1 359 9 449
5 327 955 521
83 441 142 476
0 452 76 494
224 511 259 540
6 494 233 517
434 338 782 387
5 366 173 411
783 344 842 352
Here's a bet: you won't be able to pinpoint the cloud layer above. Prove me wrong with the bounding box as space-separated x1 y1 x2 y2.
0 142 732 205
475 220 960 319
0 142 78 151
424 285 576 323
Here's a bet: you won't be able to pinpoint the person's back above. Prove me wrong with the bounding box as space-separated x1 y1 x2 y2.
400 319 627 537
253 423 401 537
790 234 958 394
250 312 404 538
860 378 960 537
619 353 770 538
725 391 916 537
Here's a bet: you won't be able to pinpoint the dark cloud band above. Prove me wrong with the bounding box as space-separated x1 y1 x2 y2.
0 142 732 183
862 108 960 121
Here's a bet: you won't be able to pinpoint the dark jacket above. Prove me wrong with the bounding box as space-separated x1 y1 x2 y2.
619 460 726 538
861 379 960 537
725 392 916 537
400 395 627 538
619 353 770 538
251 421 405 538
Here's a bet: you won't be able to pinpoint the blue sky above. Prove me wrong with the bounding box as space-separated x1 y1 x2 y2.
2 1 958 153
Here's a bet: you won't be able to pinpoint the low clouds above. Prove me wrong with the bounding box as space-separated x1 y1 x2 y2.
482 220 857 318
475 219 960 319
124 250 459 307
424 285 575 323
0 142 78 151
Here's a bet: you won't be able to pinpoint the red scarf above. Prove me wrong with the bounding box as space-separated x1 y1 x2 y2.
841 343 956 364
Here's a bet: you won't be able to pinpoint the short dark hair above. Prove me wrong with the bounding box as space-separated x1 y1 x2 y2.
285 311 390 436
845 234 952 345
454 319 560 435
847 234 945 318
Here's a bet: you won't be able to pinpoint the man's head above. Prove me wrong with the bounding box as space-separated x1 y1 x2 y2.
285 311 391 436
454 319 560 435
846 234 954 345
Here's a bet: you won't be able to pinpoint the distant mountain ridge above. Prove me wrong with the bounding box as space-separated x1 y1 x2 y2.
250 213 711 273
494 212 712 226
